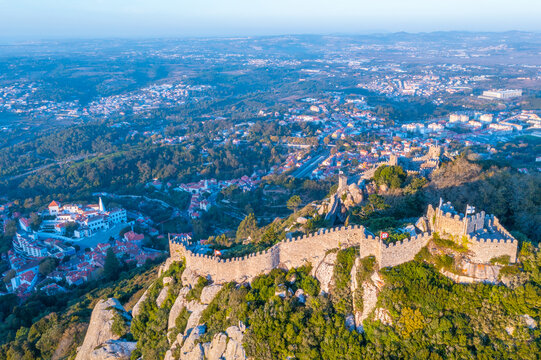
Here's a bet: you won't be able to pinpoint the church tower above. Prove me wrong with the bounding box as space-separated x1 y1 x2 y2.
98 197 106 212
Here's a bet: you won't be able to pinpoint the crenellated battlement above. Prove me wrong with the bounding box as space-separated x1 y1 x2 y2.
169 200 518 284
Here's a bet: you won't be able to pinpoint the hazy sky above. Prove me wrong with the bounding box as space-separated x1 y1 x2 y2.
0 0 539 39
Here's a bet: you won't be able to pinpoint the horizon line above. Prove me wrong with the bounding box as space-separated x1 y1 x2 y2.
0 29 539 45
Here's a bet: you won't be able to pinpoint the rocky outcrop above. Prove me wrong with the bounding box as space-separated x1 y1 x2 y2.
175 326 246 360
75 298 134 360
131 289 148 318
182 268 203 288
185 301 208 332
320 180 364 225
169 283 247 360
88 340 137 360
178 326 206 360
374 308 393 326
313 251 337 293
159 257 176 276
441 261 500 284
350 256 385 332
205 333 228 360
168 286 190 329
200 284 223 305
356 271 384 330
156 277 174 307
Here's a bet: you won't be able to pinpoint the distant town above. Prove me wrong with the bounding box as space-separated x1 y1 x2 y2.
0 33 539 300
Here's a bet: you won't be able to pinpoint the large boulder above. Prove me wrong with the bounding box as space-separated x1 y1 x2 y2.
348 183 364 204
182 268 202 288
168 286 190 329
179 326 206 360
205 333 228 360
200 284 223 305
314 252 338 293
75 298 132 360
180 344 204 360
223 325 246 360
88 340 137 360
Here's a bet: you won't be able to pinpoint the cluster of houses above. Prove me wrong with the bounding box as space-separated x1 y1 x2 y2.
401 111 539 135
1 198 164 297
5 228 163 297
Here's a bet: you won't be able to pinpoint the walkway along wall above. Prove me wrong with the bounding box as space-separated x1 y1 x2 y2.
169 225 432 284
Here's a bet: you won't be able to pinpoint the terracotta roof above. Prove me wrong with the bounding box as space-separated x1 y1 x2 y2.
49 200 60 208
124 231 144 242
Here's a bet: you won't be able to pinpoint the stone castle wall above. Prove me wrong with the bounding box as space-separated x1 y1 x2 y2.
467 236 518 263
378 233 431 268
171 225 430 285
428 205 467 236
170 202 518 284
465 212 486 234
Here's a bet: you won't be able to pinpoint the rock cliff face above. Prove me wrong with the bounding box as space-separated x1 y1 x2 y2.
350 258 385 332
313 251 338 293
75 298 136 360
320 182 365 225
86 247 395 360
163 282 246 360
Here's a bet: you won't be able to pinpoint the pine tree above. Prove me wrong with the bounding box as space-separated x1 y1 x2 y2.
103 248 120 281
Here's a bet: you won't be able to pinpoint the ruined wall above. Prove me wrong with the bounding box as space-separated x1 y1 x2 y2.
468 236 518 263
379 233 431 268
490 217 516 241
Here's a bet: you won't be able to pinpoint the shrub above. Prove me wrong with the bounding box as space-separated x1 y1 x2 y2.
331 247 357 315
111 311 129 338
168 307 190 343
185 277 208 302
490 255 511 265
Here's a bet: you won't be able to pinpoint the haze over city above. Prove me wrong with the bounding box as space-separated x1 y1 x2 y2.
1 0 540 39
0 1 540 360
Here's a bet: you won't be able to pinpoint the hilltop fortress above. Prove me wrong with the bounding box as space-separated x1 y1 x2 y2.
169 200 518 285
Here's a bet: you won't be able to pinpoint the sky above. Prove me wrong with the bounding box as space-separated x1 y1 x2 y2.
0 0 540 40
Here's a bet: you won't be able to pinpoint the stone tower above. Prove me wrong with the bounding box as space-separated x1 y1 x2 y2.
388 154 398 166
428 145 442 159
338 173 348 193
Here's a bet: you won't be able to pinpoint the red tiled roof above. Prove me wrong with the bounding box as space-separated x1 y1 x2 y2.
124 231 145 242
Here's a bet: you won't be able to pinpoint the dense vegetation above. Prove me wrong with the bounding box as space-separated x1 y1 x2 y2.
131 261 185 360
424 157 541 243
171 244 540 360
0 262 161 360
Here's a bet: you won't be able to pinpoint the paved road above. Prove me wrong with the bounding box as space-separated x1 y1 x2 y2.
291 150 329 179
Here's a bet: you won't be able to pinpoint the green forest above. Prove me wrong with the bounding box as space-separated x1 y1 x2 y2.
126 241 540 360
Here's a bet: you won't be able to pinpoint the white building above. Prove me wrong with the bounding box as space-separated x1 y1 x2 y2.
481 89 522 100
479 114 493 123
45 197 127 238
427 123 444 132
449 114 469 123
